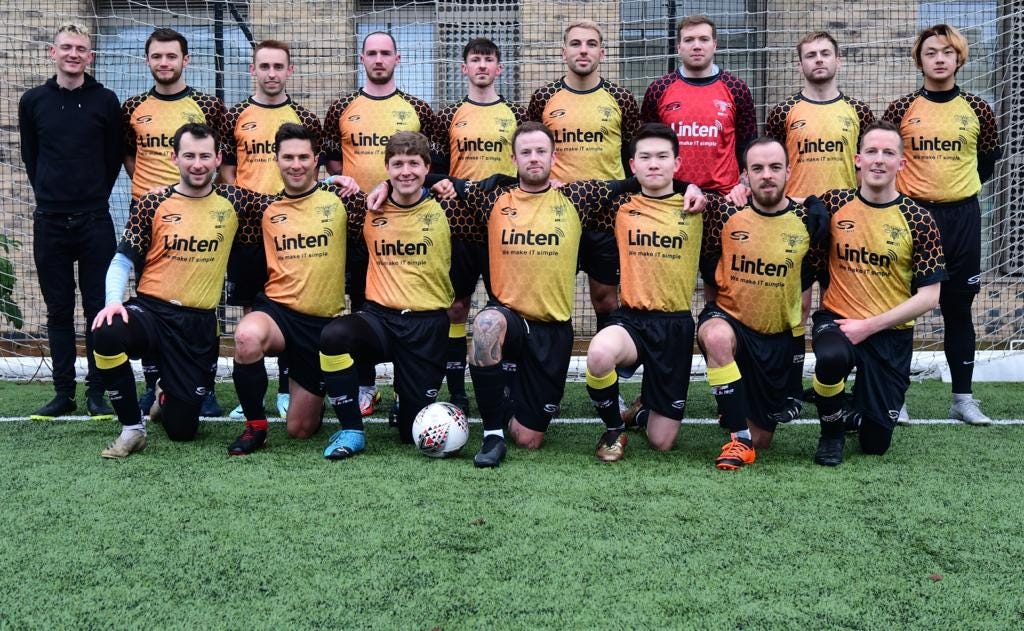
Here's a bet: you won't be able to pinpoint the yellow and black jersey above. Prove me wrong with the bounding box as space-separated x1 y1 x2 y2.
255 183 362 318
700 194 827 334
122 87 227 200
117 184 266 310
352 191 455 312
323 90 435 192
883 87 1001 203
527 78 640 182
611 192 703 312
460 179 621 322
434 97 526 180
764 92 875 197
222 97 322 195
819 189 946 328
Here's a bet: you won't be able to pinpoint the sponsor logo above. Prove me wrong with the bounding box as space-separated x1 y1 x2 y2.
728 230 749 241
543 403 558 414
163 233 222 252
499 206 517 217
241 121 258 131
138 133 174 148
664 101 682 112
909 135 965 152
269 214 288 224
455 120 469 128
967 274 981 285
347 114 361 122
135 115 153 124
456 137 505 152
160 214 182 223
242 139 276 155
628 229 686 249
274 231 332 251
730 254 792 277
907 117 922 125
798 138 847 154
672 119 722 139
836 219 856 232
789 119 807 130
553 127 606 143
425 389 439 398
373 237 430 256
350 132 389 147
371 217 388 227
671 399 686 410
548 109 567 119
835 243 896 268
501 227 563 246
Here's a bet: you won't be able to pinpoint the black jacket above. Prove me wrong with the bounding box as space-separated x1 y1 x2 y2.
18 73 124 213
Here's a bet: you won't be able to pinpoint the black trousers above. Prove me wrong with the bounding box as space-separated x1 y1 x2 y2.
32 209 116 396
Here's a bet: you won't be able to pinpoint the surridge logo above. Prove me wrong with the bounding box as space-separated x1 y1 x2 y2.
790 119 807 130
241 121 258 131
729 230 749 241
136 115 154 124
548 109 567 119
371 217 388 227
836 219 856 232
269 213 288 224
499 206 517 217
160 214 182 223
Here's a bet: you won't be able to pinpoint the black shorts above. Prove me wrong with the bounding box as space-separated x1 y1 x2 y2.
485 304 573 432
357 302 449 404
611 308 694 421
125 295 218 404
811 310 913 431
577 229 619 286
919 196 981 294
252 294 332 396
345 239 369 306
225 243 266 307
698 304 791 432
450 238 491 300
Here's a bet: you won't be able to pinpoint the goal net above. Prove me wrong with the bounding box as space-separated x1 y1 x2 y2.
1 0 1021 381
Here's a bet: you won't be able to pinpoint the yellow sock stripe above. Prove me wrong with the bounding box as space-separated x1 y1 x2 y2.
94 351 128 370
707 362 741 386
449 322 467 338
319 352 354 372
585 367 618 390
813 375 845 397
792 326 805 337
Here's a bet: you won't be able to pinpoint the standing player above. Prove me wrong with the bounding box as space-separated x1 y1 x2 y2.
762 30 875 422
433 37 527 413
91 123 264 457
528 21 641 336
641 15 756 197
811 121 945 466
584 123 704 462
221 39 323 421
122 28 227 417
226 124 361 456
696 138 827 468
883 24 1001 425
323 31 436 416
318 132 462 458
19 23 122 420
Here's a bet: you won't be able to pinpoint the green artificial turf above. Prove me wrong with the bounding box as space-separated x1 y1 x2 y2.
1 380 1023 628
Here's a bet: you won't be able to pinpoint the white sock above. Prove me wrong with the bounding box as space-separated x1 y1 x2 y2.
359 385 377 397
952 393 974 404
483 429 505 439
120 422 146 439
732 429 752 441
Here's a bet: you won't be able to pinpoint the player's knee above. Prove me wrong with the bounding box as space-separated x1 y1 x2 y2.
586 342 618 376
469 309 506 367
939 290 974 321
813 332 854 380
234 323 267 364
92 317 130 356
588 283 618 314
286 419 318 440
162 396 200 442
859 422 893 456
319 318 356 356
512 432 544 450
648 433 674 452
45 310 75 328
697 321 734 360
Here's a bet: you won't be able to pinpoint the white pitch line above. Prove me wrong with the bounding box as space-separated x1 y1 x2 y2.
2 416 1024 425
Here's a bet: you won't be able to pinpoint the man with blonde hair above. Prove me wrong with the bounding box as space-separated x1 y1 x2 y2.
19 23 123 420
883 24 1002 425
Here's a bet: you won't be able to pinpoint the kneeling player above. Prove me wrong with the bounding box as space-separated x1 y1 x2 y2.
696 137 826 469
319 132 460 458
91 124 265 457
584 123 703 461
227 124 362 455
811 121 944 465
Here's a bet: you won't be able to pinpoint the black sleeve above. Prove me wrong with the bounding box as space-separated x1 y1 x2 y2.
17 93 38 186
103 90 125 194
978 150 1000 184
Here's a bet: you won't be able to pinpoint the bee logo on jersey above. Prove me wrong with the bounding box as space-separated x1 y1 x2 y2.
552 205 567 221
317 206 335 222
185 113 200 124
955 114 972 129
840 116 854 132
598 106 614 122
209 209 228 227
421 212 438 231
883 224 909 245
394 110 411 125
497 117 513 131
781 232 806 253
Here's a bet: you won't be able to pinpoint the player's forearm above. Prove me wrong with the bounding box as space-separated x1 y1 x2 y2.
123 155 136 179
105 252 133 306
220 164 237 185
861 283 941 335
